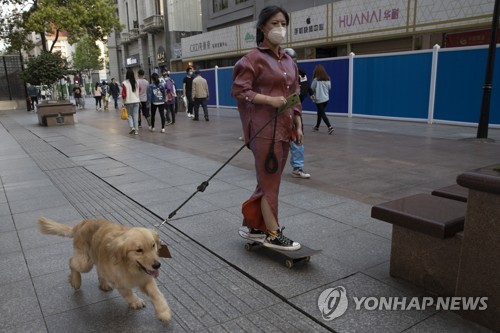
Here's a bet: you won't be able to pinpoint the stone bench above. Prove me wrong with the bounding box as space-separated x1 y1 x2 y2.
431 184 468 202
37 102 76 126
371 193 467 296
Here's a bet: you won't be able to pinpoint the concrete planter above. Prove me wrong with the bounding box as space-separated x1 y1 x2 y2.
37 101 76 126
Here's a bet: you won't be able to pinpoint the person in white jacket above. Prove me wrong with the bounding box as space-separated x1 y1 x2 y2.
122 68 141 135
311 64 334 135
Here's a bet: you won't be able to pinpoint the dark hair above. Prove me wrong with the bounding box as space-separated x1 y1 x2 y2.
126 68 137 92
186 66 192 73
138 69 145 76
256 6 289 45
313 64 330 81
151 72 160 85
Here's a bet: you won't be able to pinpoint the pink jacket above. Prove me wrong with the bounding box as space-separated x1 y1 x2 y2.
231 46 301 142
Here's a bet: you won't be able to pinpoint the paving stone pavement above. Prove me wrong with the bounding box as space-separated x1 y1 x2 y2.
0 106 498 332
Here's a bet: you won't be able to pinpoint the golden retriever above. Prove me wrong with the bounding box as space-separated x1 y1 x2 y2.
38 217 171 322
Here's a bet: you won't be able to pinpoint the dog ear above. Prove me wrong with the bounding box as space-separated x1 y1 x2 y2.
150 230 161 251
108 234 129 264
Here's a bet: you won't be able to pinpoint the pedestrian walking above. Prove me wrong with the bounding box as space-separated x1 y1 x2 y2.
137 69 151 128
147 72 167 133
101 80 109 111
182 67 195 118
284 47 312 179
93 82 102 111
72 85 84 110
122 68 140 135
192 68 209 121
163 71 176 125
311 64 334 134
231 5 302 250
109 78 120 109
27 84 39 111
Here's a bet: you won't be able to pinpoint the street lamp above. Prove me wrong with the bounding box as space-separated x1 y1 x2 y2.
477 0 500 139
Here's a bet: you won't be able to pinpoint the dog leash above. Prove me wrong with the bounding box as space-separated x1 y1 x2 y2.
156 93 300 227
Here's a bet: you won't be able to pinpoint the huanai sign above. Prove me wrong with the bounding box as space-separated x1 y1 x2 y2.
333 0 407 37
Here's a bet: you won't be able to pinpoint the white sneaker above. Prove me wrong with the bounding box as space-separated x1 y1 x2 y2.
263 228 301 251
129 128 135 134
291 168 311 179
148 126 152 131
151 128 155 132
161 128 165 133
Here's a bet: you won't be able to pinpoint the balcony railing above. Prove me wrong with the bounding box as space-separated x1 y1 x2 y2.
129 28 139 41
143 15 164 33
121 32 131 44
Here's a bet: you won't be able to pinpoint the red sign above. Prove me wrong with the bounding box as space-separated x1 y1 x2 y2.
445 29 500 48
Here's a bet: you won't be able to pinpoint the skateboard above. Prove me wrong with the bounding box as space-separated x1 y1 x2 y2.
238 227 321 268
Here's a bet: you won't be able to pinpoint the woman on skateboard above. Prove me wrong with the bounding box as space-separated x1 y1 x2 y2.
232 5 302 251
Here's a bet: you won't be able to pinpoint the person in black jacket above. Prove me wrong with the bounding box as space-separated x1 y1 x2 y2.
284 48 311 179
109 78 120 109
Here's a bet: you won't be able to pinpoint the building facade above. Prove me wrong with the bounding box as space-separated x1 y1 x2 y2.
108 0 202 83
184 0 496 67
109 0 496 79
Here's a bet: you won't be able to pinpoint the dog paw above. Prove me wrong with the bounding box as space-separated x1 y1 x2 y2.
68 274 81 290
99 284 113 292
129 297 146 309
157 309 172 322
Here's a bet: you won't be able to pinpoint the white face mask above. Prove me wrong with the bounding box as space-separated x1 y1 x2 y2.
267 27 286 45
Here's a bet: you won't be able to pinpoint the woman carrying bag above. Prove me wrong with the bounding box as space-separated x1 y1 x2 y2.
122 68 140 135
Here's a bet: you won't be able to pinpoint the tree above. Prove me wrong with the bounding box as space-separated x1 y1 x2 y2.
72 36 103 85
20 50 68 86
0 0 122 53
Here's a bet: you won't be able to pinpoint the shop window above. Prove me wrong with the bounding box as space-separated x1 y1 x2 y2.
213 0 228 12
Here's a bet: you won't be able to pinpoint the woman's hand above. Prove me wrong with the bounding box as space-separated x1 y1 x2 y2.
269 95 287 109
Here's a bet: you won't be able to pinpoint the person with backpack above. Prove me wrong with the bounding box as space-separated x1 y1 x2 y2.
162 71 176 125
147 72 167 133
101 80 109 111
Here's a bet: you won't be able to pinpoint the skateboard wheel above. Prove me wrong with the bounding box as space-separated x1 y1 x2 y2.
244 243 252 251
285 259 294 269
304 256 311 262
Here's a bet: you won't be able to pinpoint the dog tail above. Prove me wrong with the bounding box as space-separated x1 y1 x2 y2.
38 217 74 238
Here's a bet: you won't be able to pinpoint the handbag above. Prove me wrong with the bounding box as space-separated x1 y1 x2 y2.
120 105 128 120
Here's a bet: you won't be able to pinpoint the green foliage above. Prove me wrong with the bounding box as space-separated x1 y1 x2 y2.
0 0 122 52
72 36 103 75
20 50 68 86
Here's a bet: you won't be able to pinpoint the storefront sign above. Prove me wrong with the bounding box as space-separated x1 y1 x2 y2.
290 5 328 45
333 0 408 38
126 54 140 67
182 26 237 59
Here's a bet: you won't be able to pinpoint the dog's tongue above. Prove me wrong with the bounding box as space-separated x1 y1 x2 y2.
150 269 160 278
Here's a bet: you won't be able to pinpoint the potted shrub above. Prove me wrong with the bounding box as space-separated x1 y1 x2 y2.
21 51 76 125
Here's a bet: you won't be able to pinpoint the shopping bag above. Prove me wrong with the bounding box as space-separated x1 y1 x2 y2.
120 105 128 120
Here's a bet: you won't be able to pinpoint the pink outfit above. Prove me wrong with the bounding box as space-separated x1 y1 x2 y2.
231 46 301 231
